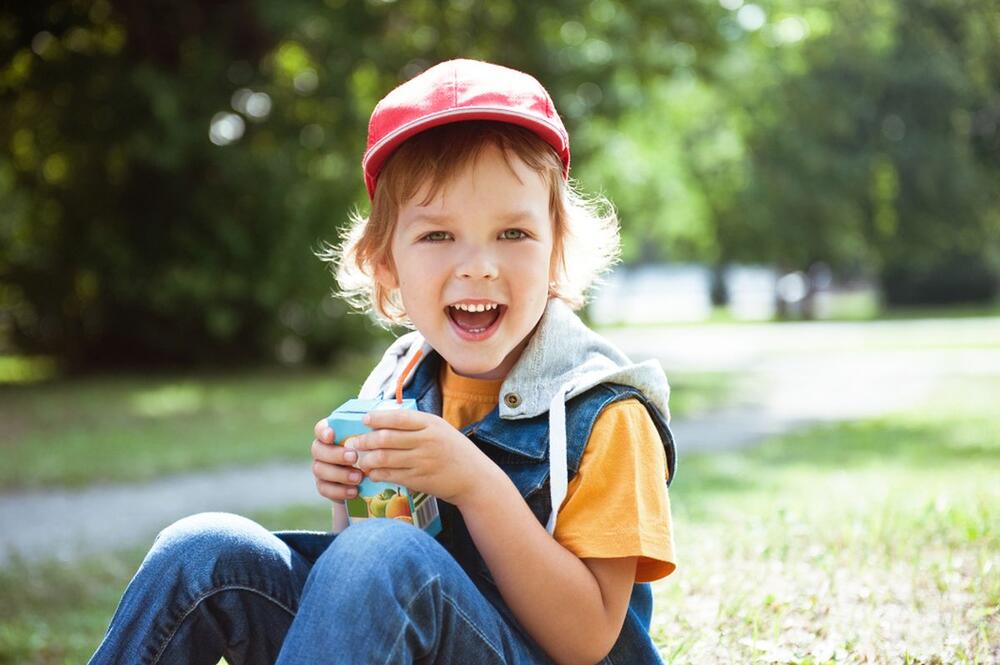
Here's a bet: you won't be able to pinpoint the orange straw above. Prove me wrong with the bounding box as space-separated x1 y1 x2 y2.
395 348 424 403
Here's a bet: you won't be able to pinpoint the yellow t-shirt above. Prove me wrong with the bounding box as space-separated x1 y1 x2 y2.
439 363 676 583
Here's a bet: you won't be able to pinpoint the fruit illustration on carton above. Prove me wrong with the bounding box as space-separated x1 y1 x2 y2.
326 398 442 538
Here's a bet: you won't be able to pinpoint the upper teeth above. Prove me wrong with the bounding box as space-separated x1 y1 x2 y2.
451 303 499 312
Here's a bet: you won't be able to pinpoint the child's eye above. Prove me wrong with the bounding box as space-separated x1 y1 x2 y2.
421 231 452 242
500 229 528 240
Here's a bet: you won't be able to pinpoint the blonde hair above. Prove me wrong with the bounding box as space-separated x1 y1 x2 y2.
318 121 620 328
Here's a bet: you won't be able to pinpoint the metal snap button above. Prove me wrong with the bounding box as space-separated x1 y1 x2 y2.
503 392 521 408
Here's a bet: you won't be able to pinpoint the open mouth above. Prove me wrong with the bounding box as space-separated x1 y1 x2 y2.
445 303 507 341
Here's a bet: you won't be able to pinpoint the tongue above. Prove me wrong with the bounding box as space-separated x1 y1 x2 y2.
451 307 500 331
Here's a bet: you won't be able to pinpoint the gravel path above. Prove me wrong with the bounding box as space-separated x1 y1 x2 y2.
0 462 321 566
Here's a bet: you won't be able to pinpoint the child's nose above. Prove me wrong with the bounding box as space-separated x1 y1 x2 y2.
455 251 499 280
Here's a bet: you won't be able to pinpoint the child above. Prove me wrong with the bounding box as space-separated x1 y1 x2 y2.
89 59 676 665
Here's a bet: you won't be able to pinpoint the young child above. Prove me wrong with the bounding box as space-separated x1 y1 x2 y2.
89 59 676 665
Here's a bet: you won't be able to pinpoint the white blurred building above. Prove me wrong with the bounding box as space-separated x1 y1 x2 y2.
589 262 879 325
725 265 779 321
589 264 714 326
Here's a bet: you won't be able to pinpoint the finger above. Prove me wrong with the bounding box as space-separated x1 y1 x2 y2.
312 459 365 486
314 418 335 444
356 447 417 473
346 428 420 452
311 439 360 467
367 467 415 485
362 408 427 431
315 479 360 502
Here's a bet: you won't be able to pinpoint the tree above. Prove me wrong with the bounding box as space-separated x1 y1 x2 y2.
0 0 725 369
723 0 1000 303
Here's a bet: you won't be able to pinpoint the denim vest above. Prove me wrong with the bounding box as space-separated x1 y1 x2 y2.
401 350 676 665
357 298 675 541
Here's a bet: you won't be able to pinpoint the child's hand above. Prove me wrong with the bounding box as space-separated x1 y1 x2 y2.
310 418 365 502
348 409 498 507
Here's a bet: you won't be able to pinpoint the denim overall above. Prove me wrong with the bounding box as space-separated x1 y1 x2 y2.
396 344 676 664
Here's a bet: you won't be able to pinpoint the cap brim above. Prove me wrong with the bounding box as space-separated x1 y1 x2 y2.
363 107 570 199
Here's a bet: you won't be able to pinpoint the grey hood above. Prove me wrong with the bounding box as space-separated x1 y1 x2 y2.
357 297 672 535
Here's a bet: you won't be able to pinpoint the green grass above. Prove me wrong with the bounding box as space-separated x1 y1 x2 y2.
2 375 996 664
0 359 732 490
873 301 1000 321
665 372 735 419
0 358 374 490
596 300 1000 328
650 375 1000 663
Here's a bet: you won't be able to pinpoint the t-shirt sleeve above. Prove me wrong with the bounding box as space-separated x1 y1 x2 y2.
552 398 676 583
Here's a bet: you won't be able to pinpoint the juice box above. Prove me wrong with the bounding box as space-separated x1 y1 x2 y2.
326 398 442 538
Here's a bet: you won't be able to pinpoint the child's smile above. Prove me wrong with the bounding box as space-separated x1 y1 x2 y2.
378 144 556 380
445 300 506 340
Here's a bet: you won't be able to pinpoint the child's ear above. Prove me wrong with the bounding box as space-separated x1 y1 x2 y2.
374 260 399 291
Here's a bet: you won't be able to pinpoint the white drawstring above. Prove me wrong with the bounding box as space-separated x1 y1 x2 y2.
545 382 573 535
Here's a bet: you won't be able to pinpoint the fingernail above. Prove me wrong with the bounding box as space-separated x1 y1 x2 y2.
345 438 358 450
323 427 334 441
350 471 362 483
344 450 357 463
347 488 357 497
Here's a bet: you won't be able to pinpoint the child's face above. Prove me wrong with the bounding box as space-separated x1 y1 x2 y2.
377 144 555 380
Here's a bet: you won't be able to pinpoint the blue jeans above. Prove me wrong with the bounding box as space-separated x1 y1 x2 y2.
88 512 555 664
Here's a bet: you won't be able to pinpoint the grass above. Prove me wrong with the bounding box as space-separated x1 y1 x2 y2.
665 372 735 419
0 360 732 490
0 358 373 491
872 301 1000 321
2 374 996 664
650 374 1000 664
595 300 1000 328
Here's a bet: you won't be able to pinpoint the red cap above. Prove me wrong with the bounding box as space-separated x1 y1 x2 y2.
362 59 571 200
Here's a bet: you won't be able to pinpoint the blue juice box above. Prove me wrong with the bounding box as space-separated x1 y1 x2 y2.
326 398 442 538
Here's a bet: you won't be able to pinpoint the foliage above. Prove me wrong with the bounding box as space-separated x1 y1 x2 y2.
579 0 1000 306
723 0 1000 300
0 0 724 368
1 0 998 369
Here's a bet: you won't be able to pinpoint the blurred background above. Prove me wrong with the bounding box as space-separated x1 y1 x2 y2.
2 0 998 374
1 1 998 663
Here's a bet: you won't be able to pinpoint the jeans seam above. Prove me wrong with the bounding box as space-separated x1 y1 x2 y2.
382 575 439 665
383 575 504 665
440 589 507 662
382 576 506 665
150 584 295 665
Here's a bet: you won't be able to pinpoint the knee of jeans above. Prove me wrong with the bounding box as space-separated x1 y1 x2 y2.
318 519 438 578
146 512 273 582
